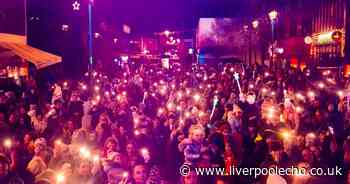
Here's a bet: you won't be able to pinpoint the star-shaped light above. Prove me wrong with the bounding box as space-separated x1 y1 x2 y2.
61 24 69 31
72 1 80 11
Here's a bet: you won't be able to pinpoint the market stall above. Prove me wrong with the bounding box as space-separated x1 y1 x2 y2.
0 33 62 78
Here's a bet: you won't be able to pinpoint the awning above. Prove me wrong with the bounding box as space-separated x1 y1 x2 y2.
0 33 62 69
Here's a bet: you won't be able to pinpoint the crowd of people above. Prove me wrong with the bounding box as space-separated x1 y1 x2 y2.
0 61 350 184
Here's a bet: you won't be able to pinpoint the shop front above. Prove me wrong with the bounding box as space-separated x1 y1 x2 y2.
310 29 345 67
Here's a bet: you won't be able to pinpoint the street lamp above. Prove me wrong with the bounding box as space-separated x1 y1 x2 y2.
252 20 259 29
252 20 260 65
268 10 278 70
268 10 278 21
164 30 171 37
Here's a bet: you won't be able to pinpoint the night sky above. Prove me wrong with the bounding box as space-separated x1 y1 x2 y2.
0 0 288 36
92 0 290 35
0 0 25 35
92 0 254 34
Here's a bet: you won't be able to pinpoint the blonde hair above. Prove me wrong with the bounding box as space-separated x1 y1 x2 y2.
189 124 205 139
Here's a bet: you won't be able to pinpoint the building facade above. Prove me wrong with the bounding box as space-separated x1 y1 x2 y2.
310 0 347 67
277 0 314 69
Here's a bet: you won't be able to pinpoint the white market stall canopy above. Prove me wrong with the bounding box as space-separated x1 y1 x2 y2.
0 33 62 69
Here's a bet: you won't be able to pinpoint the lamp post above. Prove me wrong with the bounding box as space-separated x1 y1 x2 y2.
24 0 28 38
268 10 278 70
252 20 259 65
88 0 94 72
243 25 252 66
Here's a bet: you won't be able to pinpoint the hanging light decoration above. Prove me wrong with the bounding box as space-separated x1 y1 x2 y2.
72 1 80 11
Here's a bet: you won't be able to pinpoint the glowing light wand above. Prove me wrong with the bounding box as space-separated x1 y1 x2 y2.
142 92 147 104
234 72 242 94
210 96 219 120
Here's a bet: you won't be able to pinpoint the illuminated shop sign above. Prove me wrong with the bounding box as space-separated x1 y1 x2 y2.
314 30 343 45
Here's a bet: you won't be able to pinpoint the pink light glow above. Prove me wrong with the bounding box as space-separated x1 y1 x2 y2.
72 1 80 11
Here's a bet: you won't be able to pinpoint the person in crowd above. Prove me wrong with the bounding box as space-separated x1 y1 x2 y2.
131 163 148 184
27 138 49 177
0 154 25 184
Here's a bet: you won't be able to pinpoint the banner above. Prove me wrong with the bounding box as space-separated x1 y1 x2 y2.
197 18 245 59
